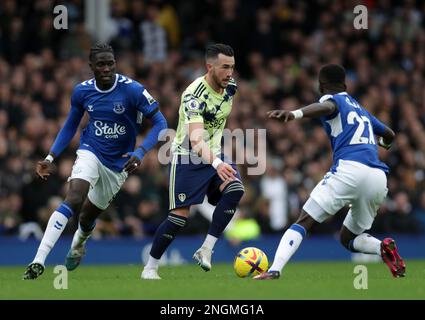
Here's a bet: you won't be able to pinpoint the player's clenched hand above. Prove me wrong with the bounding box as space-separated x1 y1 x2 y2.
123 153 142 173
36 160 55 180
217 162 237 182
377 137 392 150
267 110 295 122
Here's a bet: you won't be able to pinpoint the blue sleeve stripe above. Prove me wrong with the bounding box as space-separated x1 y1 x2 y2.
290 223 307 238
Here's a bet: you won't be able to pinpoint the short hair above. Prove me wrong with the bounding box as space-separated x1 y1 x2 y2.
205 43 234 61
89 43 114 61
319 64 346 85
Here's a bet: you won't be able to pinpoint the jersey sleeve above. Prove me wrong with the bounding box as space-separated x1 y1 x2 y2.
70 86 85 111
368 112 387 136
50 86 85 157
135 85 159 118
319 94 339 120
182 93 205 124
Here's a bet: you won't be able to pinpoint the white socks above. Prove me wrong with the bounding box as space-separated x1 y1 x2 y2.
33 211 69 265
201 234 218 251
71 226 92 250
269 225 305 273
352 233 381 256
145 256 160 270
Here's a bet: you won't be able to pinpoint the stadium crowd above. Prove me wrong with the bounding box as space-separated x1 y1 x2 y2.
1 0 424 240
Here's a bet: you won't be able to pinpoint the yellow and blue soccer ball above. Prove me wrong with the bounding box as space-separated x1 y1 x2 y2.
233 247 269 278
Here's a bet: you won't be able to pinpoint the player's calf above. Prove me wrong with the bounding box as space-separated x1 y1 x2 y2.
339 227 381 256
150 213 188 259
208 181 244 237
340 227 355 251
63 187 88 214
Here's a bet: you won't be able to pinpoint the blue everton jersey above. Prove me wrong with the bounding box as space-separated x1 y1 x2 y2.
319 92 389 173
70 74 158 172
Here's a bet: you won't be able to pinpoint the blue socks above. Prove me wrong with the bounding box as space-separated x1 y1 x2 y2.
149 181 244 260
150 213 187 259
208 181 244 237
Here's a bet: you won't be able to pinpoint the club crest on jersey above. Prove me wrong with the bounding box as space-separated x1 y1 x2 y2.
113 102 125 114
178 193 186 202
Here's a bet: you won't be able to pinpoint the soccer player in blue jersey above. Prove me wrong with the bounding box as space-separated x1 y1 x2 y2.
23 44 167 279
254 64 405 280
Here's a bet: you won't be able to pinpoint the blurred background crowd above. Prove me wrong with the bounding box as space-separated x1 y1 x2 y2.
0 0 424 242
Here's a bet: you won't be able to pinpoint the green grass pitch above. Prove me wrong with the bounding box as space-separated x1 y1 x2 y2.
1 260 424 300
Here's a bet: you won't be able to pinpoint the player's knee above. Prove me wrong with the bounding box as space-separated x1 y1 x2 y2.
170 208 190 219
167 212 188 230
295 211 317 232
222 181 245 204
65 191 86 212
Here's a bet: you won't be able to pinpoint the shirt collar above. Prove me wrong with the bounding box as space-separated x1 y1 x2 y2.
94 74 118 93
319 91 348 103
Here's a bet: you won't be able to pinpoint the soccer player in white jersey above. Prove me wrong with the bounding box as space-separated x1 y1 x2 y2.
141 44 244 279
23 44 167 279
254 64 405 280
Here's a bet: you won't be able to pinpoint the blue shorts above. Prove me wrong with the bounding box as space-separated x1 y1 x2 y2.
168 154 242 210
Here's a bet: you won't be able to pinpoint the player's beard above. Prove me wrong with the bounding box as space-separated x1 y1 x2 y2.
212 71 226 89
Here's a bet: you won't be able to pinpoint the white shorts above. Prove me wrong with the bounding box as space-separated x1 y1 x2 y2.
303 160 388 234
68 150 128 210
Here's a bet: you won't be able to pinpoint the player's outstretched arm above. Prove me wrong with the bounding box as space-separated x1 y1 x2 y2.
189 122 236 181
37 105 84 180
267 100 337 122
123 110 168 173
368 113 395 150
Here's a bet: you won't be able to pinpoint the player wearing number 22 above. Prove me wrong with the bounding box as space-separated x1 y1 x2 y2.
23 43 167 280
255 64 405 280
